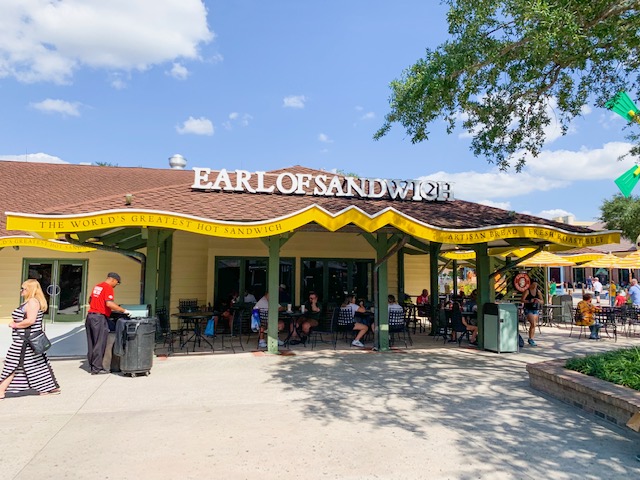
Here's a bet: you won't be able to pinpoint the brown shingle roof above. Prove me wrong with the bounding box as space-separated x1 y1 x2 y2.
0 162 607 240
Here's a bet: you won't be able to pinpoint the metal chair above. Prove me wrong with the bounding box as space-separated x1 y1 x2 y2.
220 307 244 353
156 306 183 354
335 307 356 347
569 306 589 339
432 308 450 344
389 308 409 348
310 307 338 350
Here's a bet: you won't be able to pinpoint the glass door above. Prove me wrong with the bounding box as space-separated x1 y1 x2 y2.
23 259 87 322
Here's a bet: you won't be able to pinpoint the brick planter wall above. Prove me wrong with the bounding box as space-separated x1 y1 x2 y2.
527 359 640 433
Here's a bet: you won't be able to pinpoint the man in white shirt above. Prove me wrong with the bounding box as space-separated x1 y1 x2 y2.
592 277 603 305
255 292 284 348
628 279 640 306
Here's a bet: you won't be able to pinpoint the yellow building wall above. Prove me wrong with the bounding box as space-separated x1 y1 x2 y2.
403 252 431 299
0 247 142 322
169 230 406 311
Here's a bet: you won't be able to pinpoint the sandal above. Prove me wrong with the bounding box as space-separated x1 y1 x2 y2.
40 389 61 396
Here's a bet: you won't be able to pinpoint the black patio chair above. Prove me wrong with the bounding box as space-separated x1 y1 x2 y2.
220 307 244 353
310 307 338 350
156 306 183 354
335 307 356 347
432 308 450 344
389 308 409 348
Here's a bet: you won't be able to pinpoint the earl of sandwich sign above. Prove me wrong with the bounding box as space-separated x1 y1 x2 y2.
192 168 454 202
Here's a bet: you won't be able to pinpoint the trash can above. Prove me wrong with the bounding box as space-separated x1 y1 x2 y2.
482 303 518 353
115 317 157 377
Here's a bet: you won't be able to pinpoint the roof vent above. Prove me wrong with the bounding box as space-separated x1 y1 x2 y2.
169 154 187 169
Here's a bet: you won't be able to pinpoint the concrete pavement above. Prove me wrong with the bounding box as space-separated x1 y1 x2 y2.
1 324 640 479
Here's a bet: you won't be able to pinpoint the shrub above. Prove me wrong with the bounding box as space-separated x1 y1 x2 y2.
565 348 640 391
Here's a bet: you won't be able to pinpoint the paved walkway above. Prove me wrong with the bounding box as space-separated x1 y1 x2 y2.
1 324 639 479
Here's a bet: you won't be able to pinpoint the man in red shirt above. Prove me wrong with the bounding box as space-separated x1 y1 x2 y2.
86 272 129 375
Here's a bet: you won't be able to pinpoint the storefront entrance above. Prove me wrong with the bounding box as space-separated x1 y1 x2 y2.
22 259 87 322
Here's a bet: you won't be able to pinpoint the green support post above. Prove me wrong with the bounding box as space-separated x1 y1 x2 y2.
144 228 159 316
429 242 441 334
474 243 492 350
266 236 281 354
376 233 390 351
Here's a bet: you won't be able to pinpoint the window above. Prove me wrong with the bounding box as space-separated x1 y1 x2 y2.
302 258 373 305
215 257 294 305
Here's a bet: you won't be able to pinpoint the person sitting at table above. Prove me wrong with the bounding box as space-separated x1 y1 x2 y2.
416 289 429 305
255 292 285 348
290 291 322 345
214 291 238 333
449 301 478 345
576 293 602 340
342 294 368 348
614 289 627 307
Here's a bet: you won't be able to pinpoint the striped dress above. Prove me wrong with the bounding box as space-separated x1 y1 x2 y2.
0 304 59 393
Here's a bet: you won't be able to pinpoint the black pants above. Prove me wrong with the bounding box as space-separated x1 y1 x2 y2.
86 313 109 373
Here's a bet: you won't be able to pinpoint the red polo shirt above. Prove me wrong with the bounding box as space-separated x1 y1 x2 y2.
89 281 115 316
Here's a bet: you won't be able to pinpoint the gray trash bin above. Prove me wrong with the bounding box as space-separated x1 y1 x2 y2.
116 317 157 377
482 303 518 353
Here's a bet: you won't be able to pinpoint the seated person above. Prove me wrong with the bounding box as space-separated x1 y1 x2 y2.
576 293 602 340
214 291 238 333
255 292 285 348
449 302 478 345
614 289 627 307
290 291 322 344
416 289 429 305
243 290 257 303
376 294 404 334
343 294 368 348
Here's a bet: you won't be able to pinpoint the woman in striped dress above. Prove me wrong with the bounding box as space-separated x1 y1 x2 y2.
0 279 60 399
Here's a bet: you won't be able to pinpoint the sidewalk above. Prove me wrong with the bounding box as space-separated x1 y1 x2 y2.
1 326 639 479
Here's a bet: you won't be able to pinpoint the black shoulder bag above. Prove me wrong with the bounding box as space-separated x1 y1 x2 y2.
23 327 52 355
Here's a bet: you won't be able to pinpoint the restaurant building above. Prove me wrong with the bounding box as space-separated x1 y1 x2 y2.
0 161 620 352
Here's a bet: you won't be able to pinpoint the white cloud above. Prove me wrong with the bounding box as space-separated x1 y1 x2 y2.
360 112 375 120
30 98 80 116
421 170 569 203
524 141 636 180
536 209 574 220
283 95 306 109
176 116 214 136
0 0 214 84
419 141 638 211
223 112 252 129
477 199 511 210
318 133 333 143
168 62 189 80
0 153 68 163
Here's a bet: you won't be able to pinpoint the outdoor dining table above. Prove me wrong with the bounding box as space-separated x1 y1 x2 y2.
279 310 305 346
172 311 217 352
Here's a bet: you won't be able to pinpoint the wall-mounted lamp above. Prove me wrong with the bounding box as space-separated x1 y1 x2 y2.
12 245 20 251
125 193 134 205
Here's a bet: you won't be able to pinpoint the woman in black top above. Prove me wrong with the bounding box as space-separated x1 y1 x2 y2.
521 280 543 346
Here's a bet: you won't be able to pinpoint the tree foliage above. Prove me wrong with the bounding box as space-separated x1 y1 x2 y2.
375 1 640 171
600 194 640 242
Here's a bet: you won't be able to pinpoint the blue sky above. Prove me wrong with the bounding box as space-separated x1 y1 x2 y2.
0 0 636 222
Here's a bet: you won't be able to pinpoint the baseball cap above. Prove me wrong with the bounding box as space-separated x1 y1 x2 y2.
107 272 122 284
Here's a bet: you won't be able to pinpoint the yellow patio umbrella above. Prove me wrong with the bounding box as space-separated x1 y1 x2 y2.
617 251 640 269
516 251 576 267
580 253 628 269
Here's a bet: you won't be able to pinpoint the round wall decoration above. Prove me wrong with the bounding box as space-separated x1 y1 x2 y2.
513 272 531 292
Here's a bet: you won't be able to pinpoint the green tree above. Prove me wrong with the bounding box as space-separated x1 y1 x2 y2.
375 1 640 171
600 194 640 242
